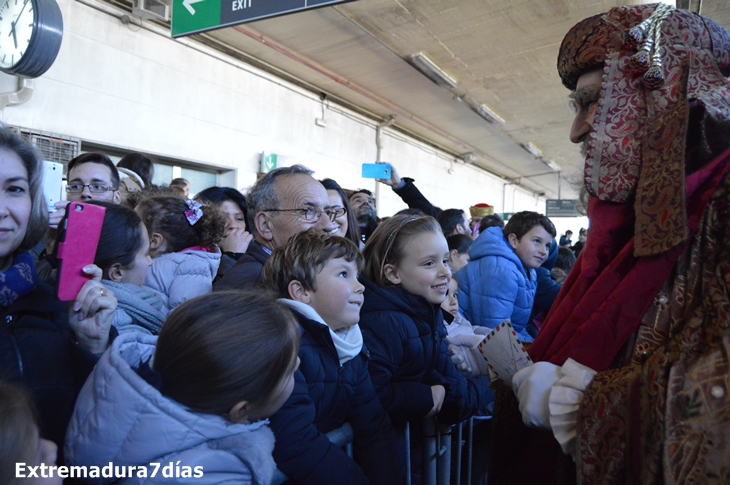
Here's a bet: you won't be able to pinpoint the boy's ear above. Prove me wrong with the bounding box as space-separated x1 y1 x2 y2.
288 280 311 304
449 249 460 261
507 233 519 250
228 401 250 424
107 263 125 283
383 264 401 286
254 212 274 242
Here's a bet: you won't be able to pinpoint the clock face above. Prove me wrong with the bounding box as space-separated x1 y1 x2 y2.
0 0 35 68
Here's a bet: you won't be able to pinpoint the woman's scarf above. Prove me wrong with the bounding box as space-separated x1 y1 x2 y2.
102 280 167 335
0 252 37 307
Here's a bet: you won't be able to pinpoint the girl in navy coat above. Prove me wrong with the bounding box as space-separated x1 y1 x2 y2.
359 215 493 479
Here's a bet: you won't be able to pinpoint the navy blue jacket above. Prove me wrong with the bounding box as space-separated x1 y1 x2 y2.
268 307 403 485
358 278 493 427
0 282 114 450
213 240 269 290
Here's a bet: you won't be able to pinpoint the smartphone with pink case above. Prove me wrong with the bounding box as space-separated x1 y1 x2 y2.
56 202 106 301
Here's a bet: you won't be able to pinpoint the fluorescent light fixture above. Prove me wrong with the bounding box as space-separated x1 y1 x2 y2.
476 104 506 126
410 52 458 89
463 153 477 164
522 142 543 158
543 159 562 172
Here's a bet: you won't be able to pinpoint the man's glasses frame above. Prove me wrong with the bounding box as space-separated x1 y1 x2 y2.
262 206 347 222
65 183 117 194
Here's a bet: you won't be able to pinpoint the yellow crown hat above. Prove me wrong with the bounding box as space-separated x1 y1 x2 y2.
469 203 494 218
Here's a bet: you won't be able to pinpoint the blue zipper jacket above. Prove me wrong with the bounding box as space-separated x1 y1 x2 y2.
456 226 537 342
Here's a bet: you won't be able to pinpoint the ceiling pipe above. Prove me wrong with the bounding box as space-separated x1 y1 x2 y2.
375 115 396 209
0 78 34 111
376 115 396 162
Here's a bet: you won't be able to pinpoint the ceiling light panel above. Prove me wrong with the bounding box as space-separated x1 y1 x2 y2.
410 52 458 90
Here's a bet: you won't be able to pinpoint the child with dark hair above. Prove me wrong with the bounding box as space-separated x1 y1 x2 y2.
65 291 301 485
552 247 577 285
82 201 165 335
117 152 155 188
359 215 493 482
458 210 556 342
261 230 402 485
136 196 226 312
0 382 62 485
446 233 473 274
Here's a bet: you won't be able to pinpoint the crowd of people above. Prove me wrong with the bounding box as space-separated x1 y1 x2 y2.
1 4 729 485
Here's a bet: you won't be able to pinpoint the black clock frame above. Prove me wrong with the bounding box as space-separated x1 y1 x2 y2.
1 0 63 78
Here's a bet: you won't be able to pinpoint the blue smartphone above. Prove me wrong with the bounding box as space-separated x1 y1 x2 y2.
362 163 392 179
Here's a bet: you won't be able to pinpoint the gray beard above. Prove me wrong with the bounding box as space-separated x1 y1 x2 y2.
580 139 589 159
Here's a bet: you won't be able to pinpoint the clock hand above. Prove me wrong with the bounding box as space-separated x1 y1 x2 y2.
8 0 29 50
15 0 29 21
8 21 17 49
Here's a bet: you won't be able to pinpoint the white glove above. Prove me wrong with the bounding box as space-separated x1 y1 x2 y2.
511 362 562 429
446 333 488 377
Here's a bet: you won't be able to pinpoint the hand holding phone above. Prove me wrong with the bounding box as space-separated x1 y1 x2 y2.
56 202 106 301
42 161 64 212
69 264 116 355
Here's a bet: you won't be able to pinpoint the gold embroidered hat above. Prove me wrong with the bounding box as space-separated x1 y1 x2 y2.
557 4 730 256
469 203 494 218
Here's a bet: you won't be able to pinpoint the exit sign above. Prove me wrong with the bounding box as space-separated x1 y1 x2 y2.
172 0 356 38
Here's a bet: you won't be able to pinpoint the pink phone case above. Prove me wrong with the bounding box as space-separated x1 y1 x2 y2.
56 202 106 301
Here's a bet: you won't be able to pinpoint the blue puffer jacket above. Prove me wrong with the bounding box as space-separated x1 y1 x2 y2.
65 333 278 485
268 302 402 485
358 278 493 427
456 226 537 342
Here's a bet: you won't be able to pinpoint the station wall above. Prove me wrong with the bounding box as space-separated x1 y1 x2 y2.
0 0 546 218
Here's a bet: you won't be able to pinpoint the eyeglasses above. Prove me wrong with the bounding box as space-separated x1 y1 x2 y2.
66 183 116 194
262 206 347 222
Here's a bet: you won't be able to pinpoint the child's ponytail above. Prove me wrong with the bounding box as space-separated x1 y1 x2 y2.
137 195 227 252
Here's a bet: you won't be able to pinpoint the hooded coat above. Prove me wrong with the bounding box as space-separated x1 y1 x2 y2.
65 333 277 485
456 226 537 342
144 248 221 313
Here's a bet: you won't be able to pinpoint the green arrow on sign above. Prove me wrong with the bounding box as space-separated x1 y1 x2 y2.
171 0 221 37
263 154 277 173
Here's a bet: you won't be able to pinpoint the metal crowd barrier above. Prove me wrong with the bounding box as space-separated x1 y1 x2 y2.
272 416 489 485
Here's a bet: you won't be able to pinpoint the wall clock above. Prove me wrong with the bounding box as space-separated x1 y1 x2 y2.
0 0 62 78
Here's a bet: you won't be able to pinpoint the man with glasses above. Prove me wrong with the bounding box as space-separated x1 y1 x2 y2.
38 153 122 284
48 153 121 230
215 165 337 289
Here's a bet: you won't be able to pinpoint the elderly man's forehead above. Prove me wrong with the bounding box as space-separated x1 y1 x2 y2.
274 172 327 201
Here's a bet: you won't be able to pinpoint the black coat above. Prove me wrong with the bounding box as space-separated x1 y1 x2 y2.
0 282 106 449
213 240 270 290
268 308 403 485
358 277 493 427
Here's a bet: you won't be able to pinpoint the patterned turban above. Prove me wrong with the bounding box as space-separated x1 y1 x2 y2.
558 4 730 256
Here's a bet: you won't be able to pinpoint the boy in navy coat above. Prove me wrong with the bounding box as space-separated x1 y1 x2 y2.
262 230 403 485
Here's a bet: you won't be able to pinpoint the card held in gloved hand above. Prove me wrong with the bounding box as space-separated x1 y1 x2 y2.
477 321 533 383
